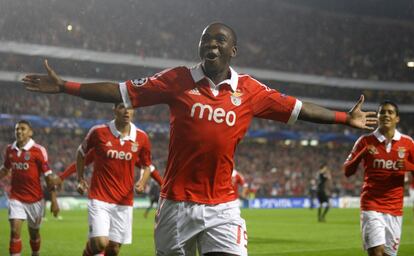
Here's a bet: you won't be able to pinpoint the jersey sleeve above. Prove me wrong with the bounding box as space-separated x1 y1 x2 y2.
59 149 94 180
36 145 52 176
236 173 246 187
150 166 163 186
80 126 99 156
119 67 187 108
138 133 152 167
3 147 11 169
59 162 76 180
249 78 302 124
343 136 367 177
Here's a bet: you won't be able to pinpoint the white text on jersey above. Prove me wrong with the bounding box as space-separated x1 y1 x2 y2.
190 103 236 126
106 149 132 160
11 162 29 170
373 159 400 171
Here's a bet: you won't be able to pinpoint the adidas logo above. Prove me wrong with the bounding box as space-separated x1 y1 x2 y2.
188 88 201 95
105 141 113 147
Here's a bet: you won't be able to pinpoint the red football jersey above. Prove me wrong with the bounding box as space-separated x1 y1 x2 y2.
344 129 414 216
120 64 301 204
3 139 52 203
232 169 247 199
80 121 151 206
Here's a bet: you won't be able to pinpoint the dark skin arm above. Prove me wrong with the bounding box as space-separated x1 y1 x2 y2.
23 60 377 130
22 60 121 102
299 97 377 130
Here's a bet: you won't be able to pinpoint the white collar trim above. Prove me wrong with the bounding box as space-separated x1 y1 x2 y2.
373 128 401 142
190 63 238 92
12 138 35 151
108 120 137 141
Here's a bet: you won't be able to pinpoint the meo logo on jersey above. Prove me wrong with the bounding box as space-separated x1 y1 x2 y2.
190 103 236 126
373 159 400 171
11 162 29 170
106 149 132 160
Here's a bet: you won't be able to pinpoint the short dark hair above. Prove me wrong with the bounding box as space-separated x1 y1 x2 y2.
16 120 33 129
208 22 238 46
378 100 399 116
114 102 124 108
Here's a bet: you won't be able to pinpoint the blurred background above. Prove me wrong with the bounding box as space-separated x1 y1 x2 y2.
0 0 413 201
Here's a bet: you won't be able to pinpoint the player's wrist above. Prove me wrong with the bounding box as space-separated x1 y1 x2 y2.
334 111 348 124
63 81 81 96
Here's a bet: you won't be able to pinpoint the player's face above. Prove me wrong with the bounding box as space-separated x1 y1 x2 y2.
14 123 32 144
378 104 399 130
114 103 134 124
198 24 237 74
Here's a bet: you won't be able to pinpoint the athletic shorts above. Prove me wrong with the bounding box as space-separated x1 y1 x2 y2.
154 198 248 256
8 199 44 229
317 191 329 204
87 199 133 244
361 210 402 256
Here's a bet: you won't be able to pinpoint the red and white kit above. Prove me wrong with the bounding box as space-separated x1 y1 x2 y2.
3 139 52 228
344 129 414 255
4 139 52 203
80 120 152 206
120 64 301 255
120 64 301 205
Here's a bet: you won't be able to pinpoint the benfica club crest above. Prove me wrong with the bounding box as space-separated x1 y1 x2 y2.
131 142 139 152
24 152 31 161
397 147 406 158
230 90 243 106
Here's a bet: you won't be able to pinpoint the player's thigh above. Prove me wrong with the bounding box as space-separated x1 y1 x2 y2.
154 198 199 256
108 205 133 244
361 211 386 250
25 200 44 229
199 201 248 256
9 199 27 221
383 214 402 256
88 199 111 238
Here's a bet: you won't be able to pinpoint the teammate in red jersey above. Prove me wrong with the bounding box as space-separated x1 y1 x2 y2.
23 23 377 256
0 120 59 256
48 149 163 187
343 101 414 256
76 103 152 256
231 169 248 200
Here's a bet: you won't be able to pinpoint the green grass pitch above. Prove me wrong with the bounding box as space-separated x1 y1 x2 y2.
0 208 413 255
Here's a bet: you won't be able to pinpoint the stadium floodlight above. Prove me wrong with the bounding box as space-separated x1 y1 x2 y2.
407 61 414 68
310 139 319 146
67 24 73 31
300 140 309 146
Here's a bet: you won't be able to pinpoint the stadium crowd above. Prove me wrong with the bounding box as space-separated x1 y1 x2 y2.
1 0 414 81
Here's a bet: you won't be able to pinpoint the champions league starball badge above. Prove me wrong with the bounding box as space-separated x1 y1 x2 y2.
397 147 406 158
132 78 148 87
131 142 138 152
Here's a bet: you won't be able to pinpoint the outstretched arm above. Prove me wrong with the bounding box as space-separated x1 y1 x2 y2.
299 95 377 130
22 60 121 102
